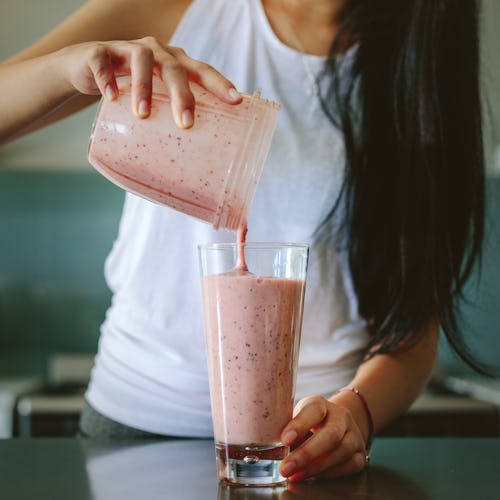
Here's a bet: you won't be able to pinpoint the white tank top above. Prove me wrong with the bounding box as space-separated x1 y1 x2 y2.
86 0 369 436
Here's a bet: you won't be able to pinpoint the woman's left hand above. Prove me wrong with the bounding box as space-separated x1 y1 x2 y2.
279 395 368 482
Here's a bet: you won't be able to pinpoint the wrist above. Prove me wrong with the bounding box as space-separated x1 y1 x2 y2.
51 48 83 99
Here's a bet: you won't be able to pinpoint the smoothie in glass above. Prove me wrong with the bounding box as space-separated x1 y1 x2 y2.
199 243 308 486
202 273 304 444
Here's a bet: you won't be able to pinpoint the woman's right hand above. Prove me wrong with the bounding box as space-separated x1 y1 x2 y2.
57 36 242 128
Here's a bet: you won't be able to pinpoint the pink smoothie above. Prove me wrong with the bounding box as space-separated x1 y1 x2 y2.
202 272 305 445
88 90 247 228
88 78 280 231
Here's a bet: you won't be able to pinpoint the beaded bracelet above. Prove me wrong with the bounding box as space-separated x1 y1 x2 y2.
336 386 374 450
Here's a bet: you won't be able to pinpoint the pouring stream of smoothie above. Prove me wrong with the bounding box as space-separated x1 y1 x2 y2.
235 224 248 272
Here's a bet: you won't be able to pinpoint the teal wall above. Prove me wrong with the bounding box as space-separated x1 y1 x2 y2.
439 178 500 374
0 171 124 375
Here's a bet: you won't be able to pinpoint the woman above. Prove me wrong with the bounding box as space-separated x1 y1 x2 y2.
0 0 486 481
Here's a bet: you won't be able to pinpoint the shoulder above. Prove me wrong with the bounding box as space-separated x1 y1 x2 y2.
80 0 195 42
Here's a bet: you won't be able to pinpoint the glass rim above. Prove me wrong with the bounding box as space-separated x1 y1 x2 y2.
197 242 309 251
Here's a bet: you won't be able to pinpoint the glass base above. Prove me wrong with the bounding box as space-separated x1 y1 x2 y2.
216 442 288 487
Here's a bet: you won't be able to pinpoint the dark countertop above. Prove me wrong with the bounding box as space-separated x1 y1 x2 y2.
0 437 498 500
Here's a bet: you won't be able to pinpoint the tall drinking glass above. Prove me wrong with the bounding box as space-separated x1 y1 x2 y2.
198 243 308 486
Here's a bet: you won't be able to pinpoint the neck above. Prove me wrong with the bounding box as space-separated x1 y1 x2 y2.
263 0 347 56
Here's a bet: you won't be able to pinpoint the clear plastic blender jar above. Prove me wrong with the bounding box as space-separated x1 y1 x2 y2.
88 76 280 230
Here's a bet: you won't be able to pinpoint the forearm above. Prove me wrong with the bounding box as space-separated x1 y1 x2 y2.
330 322 439 444
0 52 86 144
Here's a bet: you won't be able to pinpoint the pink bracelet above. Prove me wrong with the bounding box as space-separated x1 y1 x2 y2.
337 386 374 449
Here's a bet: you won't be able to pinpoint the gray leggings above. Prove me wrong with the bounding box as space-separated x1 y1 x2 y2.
78 400 169 439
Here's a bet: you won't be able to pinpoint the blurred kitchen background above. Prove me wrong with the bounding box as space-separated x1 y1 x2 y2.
0 0 499 438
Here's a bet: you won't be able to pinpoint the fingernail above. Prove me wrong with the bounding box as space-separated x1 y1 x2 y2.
282 429 298 446
105 85 115 101
228 87 241 101
181 109 194 128
137 99 149 118
280 460 297 477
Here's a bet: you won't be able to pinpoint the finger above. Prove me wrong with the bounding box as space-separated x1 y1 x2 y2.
316 450 367 479
129 44 154 118
281 396 330 447
288 428 364 481
158 47 196 128
280 424 345 480
284 451 328 482
288 450 366 482
87 44 118 100
172 47 242 104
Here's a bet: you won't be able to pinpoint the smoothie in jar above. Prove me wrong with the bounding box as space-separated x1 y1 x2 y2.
88 77 280 230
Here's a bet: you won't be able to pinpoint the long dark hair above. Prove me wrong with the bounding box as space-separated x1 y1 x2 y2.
318 0 489 373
